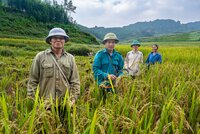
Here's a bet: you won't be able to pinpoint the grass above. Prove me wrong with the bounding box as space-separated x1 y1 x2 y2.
0 39 199 133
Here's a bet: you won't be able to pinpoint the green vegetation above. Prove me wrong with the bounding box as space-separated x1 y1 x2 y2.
0 38 199 133
0 49 14 56
1 0 74 23
66 46 91 56
0 10 99 44
0 1 99 45
0 37 101 57
140 31 200 42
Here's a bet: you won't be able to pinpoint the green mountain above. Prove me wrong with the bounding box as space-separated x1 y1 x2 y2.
77 19 200 42
0 7 99 45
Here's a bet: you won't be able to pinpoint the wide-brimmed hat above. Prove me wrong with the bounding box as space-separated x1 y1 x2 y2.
102 33 119 44
131 40 141 47
45 28 69 44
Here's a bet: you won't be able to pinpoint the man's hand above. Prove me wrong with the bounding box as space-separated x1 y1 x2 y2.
108 74 117 80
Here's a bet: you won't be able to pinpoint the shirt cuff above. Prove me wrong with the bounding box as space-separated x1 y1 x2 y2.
103 73 108 79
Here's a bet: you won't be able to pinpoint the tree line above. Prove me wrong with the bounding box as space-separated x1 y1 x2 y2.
0 0 76 24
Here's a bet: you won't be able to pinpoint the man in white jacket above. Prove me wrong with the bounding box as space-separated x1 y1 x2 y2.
124 40 143 77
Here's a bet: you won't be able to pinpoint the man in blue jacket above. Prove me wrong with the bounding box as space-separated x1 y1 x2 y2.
146 44 162 69
92 33 124 93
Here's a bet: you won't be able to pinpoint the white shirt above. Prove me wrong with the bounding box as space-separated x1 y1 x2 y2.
124 50 143 76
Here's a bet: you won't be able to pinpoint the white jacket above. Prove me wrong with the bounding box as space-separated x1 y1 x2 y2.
124 50 143 76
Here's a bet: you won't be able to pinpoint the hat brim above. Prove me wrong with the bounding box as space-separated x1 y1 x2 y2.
45 34 69 44
102 39 119 44
131 44 140 47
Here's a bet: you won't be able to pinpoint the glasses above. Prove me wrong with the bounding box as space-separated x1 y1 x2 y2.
52 36 65 40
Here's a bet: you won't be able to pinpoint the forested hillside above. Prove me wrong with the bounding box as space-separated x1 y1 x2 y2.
0 0 99 44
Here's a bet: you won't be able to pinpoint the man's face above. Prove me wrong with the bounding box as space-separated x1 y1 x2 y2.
50 36 65 49
104 39 116 52
132 45 139 51
152 45 158 52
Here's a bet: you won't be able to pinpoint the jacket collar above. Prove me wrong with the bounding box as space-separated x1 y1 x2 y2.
131 50 139 54
45 48 68 56
151 52 158 55
102 48 116 54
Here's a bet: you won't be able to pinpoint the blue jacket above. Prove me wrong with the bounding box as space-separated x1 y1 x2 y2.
92 48 124 85
146 52 162 64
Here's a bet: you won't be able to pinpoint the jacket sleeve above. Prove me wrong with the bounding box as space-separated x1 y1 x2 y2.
69 57 80 101
92 53 108 81
27 55 40 97
146 54 150 64
141 53 143 63
124 53 129 69
158 54 162 63
118 54 124 76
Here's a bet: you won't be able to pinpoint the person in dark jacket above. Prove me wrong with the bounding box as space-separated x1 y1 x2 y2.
92 33 124 97
146 44 162 69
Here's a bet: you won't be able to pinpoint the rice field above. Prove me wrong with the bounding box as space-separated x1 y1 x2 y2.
0 39 200 133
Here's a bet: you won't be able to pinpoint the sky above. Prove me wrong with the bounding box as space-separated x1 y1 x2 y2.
56 0 200 28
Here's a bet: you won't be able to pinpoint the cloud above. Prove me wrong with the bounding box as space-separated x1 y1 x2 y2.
57 0 200 27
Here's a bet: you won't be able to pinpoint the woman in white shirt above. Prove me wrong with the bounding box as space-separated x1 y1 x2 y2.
124 40 143 77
